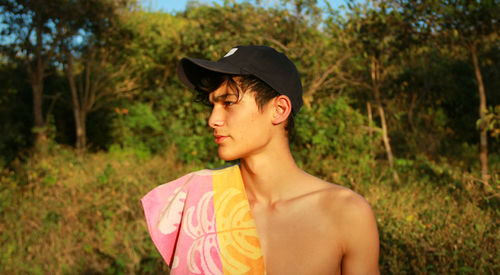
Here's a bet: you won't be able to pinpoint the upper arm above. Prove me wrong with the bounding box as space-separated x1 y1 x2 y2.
340 194 380 275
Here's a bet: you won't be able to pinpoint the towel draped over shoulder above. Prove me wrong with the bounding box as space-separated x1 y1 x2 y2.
141 165 266 275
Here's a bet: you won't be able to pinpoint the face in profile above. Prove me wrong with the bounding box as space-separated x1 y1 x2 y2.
208 79 275 161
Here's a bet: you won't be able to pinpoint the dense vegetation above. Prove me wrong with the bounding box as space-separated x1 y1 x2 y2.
0 0 498 274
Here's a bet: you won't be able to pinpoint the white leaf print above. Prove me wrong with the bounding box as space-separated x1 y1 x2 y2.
183 191 222 275
158 186 187 234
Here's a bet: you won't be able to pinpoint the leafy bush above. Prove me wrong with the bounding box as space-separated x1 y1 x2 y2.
154 85 223 167
110 101 166 155
1 150 497 274
292 96 377 186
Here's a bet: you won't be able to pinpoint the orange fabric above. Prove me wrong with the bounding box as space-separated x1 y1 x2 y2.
213 165 265 274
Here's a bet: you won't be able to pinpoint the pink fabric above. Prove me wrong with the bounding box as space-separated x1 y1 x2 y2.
142 166 265 274
141 171 223 274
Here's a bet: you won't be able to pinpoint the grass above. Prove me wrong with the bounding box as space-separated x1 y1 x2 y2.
365 182 498 274
0 145 498 274
0 146 189 274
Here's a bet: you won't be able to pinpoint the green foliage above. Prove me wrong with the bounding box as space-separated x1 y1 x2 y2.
292 96 375 185
108 85 223 166
0 0 499 273
110 101 165 155
481 105 500 139
149 85 224 167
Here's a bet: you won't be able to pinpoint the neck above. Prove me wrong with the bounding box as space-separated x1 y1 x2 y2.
239 139 304 206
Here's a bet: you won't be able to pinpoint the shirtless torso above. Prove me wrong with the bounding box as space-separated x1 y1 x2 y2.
177 45 380 274
242 162 380 275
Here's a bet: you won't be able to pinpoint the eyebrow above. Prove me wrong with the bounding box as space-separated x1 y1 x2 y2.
209 93 238 103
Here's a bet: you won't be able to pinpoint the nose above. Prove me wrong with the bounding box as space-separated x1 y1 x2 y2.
208 105 224 128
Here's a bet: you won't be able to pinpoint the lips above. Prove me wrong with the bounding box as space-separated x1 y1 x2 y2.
214 134 228 144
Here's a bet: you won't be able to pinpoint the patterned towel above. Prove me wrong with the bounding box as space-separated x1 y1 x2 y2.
141 165 265 274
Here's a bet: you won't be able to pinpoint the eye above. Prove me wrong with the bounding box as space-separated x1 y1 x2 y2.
224 101 235 107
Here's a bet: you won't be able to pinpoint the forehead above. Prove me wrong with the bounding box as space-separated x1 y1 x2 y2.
208 78 240 102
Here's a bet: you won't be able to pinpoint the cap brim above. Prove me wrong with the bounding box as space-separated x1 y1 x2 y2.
178 57 241 90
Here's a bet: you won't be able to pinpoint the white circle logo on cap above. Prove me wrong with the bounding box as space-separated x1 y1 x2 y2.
224 48 238 58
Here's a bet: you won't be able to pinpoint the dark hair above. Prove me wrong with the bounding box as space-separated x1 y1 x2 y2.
194 72 295 136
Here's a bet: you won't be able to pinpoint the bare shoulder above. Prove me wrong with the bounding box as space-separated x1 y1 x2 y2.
308 177 380 274
291 171 377 234
305 175 374 220
325 183 373 220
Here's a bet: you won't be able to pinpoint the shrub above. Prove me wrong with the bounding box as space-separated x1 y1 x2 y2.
292 96 377 186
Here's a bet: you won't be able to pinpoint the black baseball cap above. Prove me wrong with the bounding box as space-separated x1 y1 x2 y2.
177 45 303 116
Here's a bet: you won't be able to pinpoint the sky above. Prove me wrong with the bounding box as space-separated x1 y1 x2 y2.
139 0 348 13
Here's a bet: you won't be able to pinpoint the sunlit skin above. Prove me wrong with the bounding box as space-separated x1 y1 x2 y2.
208 78 380 274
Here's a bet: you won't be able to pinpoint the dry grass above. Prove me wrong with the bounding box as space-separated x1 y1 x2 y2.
0 146 193 274
0 146 498 274
362 178 498 274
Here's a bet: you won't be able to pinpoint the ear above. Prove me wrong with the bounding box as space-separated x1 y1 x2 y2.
271 95 292 125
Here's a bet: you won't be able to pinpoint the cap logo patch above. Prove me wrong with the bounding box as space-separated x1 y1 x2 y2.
224 48 238 57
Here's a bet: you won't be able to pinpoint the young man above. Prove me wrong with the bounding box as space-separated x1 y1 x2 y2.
142 45 379 274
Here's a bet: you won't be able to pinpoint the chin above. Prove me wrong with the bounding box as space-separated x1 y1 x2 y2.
217 148 242 162
218 152 238 162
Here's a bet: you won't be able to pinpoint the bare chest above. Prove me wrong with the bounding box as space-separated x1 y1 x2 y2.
251 206 343 275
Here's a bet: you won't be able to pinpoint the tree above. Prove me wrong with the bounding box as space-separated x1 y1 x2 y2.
58 0 137 152
0 0 136 153
401 0 500 184
63 40 138 152
0 0 70 149
325 0 413 183
273 0 348 108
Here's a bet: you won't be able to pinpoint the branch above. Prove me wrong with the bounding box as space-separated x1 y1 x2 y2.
332 70 372 91
92 85 139 111
263 36 289 52
44 92 62 123
361 125 382 133
308 54 350 94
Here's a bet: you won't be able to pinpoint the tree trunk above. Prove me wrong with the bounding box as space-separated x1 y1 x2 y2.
77 111 87 152
32 80 45 141
32 17 47 148
371 58 400 183
376 96 400 183
367 101 376 181
65 53 86 153
408 92 417 133
377 102 393 165
367 101 373 140
470 43 489 185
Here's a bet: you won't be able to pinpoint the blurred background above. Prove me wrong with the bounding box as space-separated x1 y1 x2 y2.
0 0 498 274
